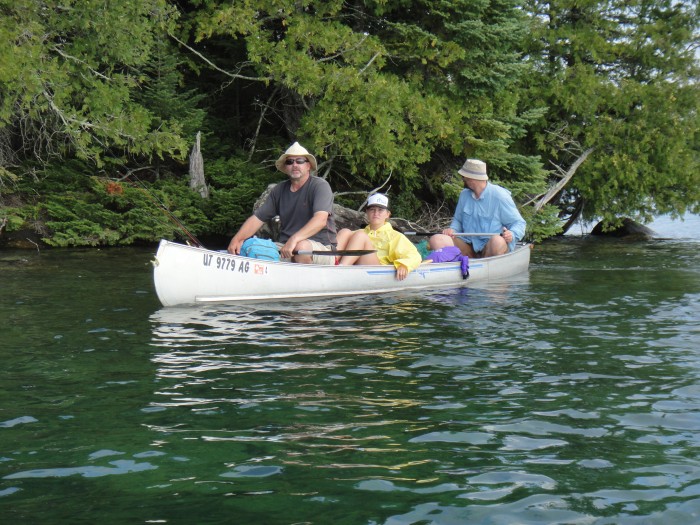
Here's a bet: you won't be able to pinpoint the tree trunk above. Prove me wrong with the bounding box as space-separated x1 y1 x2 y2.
560 197 585 234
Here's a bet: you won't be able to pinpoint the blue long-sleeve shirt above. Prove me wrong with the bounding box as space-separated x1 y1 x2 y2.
449 183 526 253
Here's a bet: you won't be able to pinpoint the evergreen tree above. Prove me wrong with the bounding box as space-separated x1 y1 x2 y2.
521 0 700 228
186 0 548 216
137 39 207 145
0 0 188 172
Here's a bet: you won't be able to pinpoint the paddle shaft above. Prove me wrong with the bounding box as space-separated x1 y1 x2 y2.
220 248 376 256
404 231 502 237
293 249 376 256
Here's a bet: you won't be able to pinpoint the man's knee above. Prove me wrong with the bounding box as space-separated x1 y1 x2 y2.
295 239 313 250
485 236 508 256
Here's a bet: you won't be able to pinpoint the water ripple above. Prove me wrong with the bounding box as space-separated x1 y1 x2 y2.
2 240 699 523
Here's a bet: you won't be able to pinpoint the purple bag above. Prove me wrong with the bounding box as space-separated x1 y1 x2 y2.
427 246 469 279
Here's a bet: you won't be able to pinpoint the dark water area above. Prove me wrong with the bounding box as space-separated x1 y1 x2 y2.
1 225 700 523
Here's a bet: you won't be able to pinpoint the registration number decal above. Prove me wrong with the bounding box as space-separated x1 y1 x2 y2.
202 253 267 275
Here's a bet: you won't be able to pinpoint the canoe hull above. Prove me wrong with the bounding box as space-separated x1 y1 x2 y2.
152 240 532 307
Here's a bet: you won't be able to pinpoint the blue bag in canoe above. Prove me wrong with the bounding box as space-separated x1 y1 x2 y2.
240 237 280 261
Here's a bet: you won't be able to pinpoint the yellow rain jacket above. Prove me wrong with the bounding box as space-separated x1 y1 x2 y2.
364 223 422 272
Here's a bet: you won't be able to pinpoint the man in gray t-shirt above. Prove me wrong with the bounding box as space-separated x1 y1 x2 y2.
227 142 337 264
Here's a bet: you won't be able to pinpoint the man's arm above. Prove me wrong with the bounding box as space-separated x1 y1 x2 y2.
227 215 264 254
507 216 527 242
280 211 329 258
496 192 526 247
447 191 466 234
502 200 526 242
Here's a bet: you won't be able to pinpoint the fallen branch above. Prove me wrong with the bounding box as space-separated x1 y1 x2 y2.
26 237 40 254
533 147 594 211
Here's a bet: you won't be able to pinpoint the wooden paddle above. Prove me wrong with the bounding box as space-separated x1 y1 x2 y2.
403 231 502 237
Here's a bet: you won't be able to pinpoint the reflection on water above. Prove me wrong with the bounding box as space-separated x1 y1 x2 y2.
140 240 700 523
1 238 700 524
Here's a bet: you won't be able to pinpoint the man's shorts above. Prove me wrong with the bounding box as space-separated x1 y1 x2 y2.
275 240 336 265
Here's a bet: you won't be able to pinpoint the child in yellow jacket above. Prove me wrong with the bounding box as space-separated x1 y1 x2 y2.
336 193 422 281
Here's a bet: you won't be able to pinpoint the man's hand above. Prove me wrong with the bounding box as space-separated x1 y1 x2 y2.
501 227 513 243
280 237 300 259
227 237 244 255
227 215 264 255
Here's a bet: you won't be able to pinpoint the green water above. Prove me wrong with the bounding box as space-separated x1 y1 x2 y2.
1 237 700 524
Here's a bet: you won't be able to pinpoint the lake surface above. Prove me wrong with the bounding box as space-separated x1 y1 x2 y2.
2 218 699 524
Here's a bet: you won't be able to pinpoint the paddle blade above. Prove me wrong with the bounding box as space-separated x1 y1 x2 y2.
329 249 377 256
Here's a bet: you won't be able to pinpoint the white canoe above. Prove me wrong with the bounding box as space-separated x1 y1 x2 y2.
152 239 532 307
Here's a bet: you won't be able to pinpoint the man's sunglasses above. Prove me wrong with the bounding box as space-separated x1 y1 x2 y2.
284 158 309 165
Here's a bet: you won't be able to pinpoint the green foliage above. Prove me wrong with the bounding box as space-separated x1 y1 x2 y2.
135 38 207 144
190 0 543 198
0 207 28 232
520 0 700 225
304 72 448 191
39 180 184 247
0 0 188 170
7 162 208 247
203 156 281 235
520 204 563 242
389 191 424 221
0 166 19 189
42 196 124 247
3 0 696 247
129 179 212 243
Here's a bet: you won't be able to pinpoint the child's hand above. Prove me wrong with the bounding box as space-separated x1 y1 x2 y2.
396 265 409 281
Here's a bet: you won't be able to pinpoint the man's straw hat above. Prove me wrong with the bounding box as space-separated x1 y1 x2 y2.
458 159 488 181
274 142 318 173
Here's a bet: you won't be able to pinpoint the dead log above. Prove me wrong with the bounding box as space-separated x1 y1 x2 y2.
189 132 209 199
533 147 594 211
